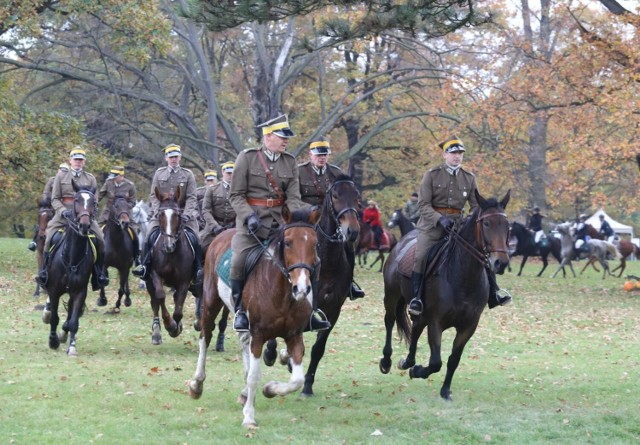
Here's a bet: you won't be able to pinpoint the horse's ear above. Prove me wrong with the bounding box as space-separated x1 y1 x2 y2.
474 188 488 208
281 205 291 224
499 189 511 209
154 187 162 202
309 205 321 225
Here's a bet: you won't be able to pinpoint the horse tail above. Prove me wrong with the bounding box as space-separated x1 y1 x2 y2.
394 299 411 345
605 241 622 259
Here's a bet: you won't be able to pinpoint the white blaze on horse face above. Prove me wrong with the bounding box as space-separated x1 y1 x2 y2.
164 209 175 235
294 268 310 302
79 192 92 211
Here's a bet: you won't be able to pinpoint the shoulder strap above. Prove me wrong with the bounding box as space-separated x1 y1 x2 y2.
256 150 284 200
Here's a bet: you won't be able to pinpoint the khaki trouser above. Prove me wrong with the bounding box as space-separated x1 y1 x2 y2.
230 230 263 281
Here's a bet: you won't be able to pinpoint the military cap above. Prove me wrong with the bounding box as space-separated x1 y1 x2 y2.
59 163 69 171
439 135 465 153
258 114 295 138
108 165 125 179
204 170 218 180
309 136 331 155
70 147 87 159
221 161 235 173
163 144 182 157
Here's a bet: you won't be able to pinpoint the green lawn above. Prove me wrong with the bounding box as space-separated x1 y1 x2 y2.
1 237 639 444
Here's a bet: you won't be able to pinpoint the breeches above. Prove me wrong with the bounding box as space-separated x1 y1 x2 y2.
413 226 445 273
230 231 262 280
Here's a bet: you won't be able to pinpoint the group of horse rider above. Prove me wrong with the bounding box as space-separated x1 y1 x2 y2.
33 115 519 332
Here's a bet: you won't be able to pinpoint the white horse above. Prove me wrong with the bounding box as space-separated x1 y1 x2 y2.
579 239 621 280
131 200 150 289
552 222 578 278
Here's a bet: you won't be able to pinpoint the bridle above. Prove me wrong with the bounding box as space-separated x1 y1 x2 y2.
316 179 359 243
446 209 509 267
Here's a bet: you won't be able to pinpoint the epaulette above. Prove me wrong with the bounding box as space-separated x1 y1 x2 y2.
85 172 95 178
156 166 168 173
298 160 311 167
243 147 260 153
281 151 295 159
124 178 135 185
180 166 193 174
429 166 443 173
458 167 476 177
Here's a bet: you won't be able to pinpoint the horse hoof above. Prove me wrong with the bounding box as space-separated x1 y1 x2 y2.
263 382 278 399
278 348 289 366
42 310 51 324
193 320 201 332
124 297 132 307
67 346 78 356
215 338 225 352
188 380 203 399
379 357 392 374
58 331 68 344
398 357 414 370
152 335 162 345
237 394 248 406
49 335 60 350
113 307 120 314
96 296 108 307
263 348 277 367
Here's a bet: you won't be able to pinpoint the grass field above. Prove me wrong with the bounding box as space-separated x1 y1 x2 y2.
1 237 639 444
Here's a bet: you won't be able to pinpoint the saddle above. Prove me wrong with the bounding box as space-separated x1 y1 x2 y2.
48 228 98 264
370 231 392 250
100 223 136 241
396 237 447 279
216 241 269 287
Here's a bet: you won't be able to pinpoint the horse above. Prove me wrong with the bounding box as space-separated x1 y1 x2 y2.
98 196 136 311
189 206 321 428
578 239 621 279
508 221 563 277
611 240 640 277
551 222 583 278
144 186 200 345
379 189 511 401
33 197 54 298
387 208 416 238
41 182 98 356
356 220 397 272
132 200 149 289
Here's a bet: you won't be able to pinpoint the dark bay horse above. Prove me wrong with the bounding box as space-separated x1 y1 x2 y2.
263 175 362 397
388 208 416 238
356 220 397 272
41 183 97 356
33 197 54 298
379 190 511 400
98 196 136 311
508 221 562 277
189 206 321 427
144 186 199 345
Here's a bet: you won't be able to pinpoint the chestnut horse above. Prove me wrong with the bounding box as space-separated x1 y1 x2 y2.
33 197 54 298
98 196 136 311
189 206 321 428
379 190 511 400
144 186 199 345
41 182 97 356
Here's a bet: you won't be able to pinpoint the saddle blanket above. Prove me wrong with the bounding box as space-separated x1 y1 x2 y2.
396 238 417 278
216 248 233 287
370 231 392 250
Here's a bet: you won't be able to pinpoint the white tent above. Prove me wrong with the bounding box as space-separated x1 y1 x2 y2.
584 208 634 237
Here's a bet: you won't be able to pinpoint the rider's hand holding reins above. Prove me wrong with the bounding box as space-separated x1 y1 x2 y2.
438 215 454 231
246 214 260 234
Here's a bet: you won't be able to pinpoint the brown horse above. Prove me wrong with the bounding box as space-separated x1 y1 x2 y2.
356 220 397 272
33 198 54 298
41 182 98 356
583 223 638 277
144 186 199 345
379 190 511 400
189 206 321 428
98 196 136 311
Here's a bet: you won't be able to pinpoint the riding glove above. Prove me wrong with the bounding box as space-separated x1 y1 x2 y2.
181 214 190 223
246 214 260 234
438 215 454 230
62 209 72 219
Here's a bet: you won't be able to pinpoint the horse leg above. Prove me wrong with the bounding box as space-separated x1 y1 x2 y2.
263 338 278 366
302 327 334 397
611 258 625 278
166 287 187 338
399 318 426 370
579 258 595 275
148 280 163 345
409 325 443 383
264 335 305 398
378 252 386 272
123 267 131 307
48 295 61 350
65 289 88 356
517 256 528 276
242 340 264 428
439 325 477 401
42 296 52 324
215 307 229 352
379 299 399 374
537 255 548 277
97 285 108 307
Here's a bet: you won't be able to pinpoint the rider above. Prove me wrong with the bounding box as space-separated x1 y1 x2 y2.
229 114 330 333
598 214 615 242
200 161 236 253
297 136 365 300
196 170 218 231
363 200 383 250
403 192 420 225
28 163 68 252
132 144 203 286
528 206 545 244
97 165 140 264
408 135 511 316
36 147 109 291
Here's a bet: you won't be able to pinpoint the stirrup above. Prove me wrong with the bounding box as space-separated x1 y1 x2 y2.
408 298 423 316
233 310 249 332
132 265 146 278
349 282 365 300
308 309 331 332
496 288 512 306
28 241 37 252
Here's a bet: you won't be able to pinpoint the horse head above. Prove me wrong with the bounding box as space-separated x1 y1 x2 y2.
155 186 182 253
280 205 321 302
111 195 131 230
71 180 96 236
388 209 401 229
323 175 360 243
475 189 511 275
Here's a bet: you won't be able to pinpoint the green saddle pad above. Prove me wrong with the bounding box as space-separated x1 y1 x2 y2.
216 248 233 287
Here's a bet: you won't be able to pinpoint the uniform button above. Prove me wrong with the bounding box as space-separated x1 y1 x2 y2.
269 166 274 170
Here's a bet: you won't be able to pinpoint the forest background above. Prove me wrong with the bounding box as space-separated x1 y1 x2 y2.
1 0 639 237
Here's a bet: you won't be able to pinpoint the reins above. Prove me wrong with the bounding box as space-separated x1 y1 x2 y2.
316 179 358 244
444 210 509 268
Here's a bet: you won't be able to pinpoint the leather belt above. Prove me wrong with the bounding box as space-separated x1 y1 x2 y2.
247 197 285 208
62 197 74 204
433 206 461 215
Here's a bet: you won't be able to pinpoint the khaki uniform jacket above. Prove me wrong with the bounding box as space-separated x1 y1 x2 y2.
297 161 343 206
230 147 306 239
196 185 208 230
200 181 236 249
148 166 199 235
46 169 102 247
413 165 478 273
40 176 55 206
98 178 136 223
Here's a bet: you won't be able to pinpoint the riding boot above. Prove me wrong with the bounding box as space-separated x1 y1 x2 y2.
133 229 158 279
307 278 331 332
345 244 365 300
92 240 109 291
408 272 424 316
131 234 141 266
232 279 249 332
35 251 50 287
192 240 204 287
487 268 512 309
